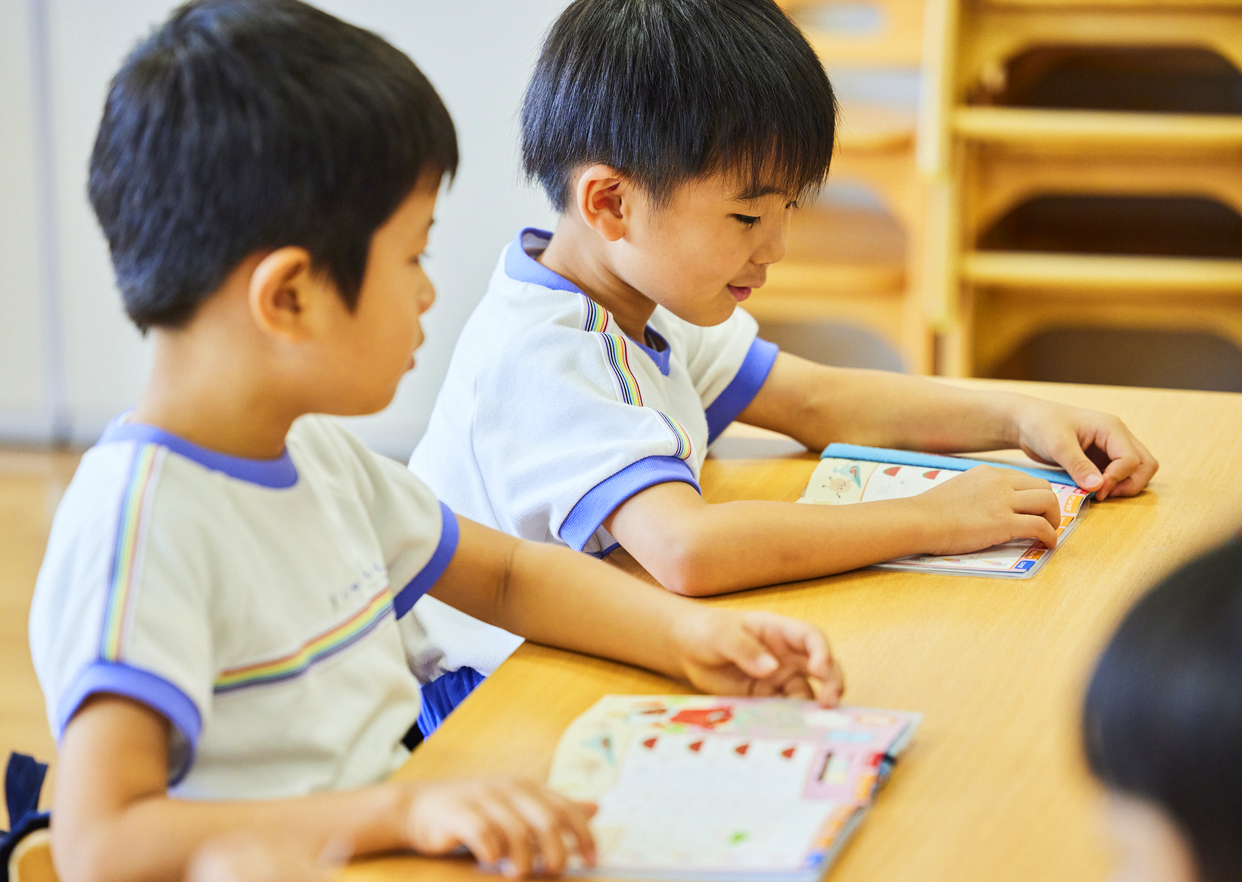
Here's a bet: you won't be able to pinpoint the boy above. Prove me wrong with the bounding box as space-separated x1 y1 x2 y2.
1082 540 1242 882
28 3 846 881
410 0 1158 599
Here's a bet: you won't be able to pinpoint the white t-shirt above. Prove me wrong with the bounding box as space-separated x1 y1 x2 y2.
410 228 779 557
29 414 458 800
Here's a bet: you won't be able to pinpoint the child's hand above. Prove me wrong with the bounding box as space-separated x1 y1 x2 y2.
917 465 1061 553
670 609 845 707
1012 400 1158 500
403 778 596 878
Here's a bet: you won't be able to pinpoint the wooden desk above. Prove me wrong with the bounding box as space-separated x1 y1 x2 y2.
345 380 1242 882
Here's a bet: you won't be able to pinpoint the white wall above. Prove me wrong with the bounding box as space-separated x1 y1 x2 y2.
2 0 569 458
0 0 52 441
316 1 565 457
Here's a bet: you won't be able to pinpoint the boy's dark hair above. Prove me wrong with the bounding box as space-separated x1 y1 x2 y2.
521 0 836 212
1083 540 1242 882
89 0 457 331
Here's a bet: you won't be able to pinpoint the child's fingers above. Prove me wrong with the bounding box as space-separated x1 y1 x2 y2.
475 793 537 877
507 790 569 875
998 469 1054 492
1013 488 1061 529
1095 436 1157 500
509 782 597 874
1027 426 1102 492
744 613 819 669
777 674 815 700
742 613 844 706
1095 450 1142 501
554 795 597 865
817 663 845 707
754 614 845 705
453 807 505 867
716 620 781 679
1014 512 1059 549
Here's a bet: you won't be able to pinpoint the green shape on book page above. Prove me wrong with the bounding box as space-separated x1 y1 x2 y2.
729 831 749 846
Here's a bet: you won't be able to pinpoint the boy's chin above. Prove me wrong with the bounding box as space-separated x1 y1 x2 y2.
662 293 739 328
702 296 742 326
329 385 403 419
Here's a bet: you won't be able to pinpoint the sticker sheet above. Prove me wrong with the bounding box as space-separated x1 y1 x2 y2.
799 458 1089 578
548 696 920 881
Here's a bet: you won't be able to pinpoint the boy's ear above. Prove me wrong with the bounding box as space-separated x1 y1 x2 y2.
248 247 319 341
573 164 630 242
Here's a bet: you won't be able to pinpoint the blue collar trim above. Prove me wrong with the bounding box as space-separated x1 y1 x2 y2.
97 415 299 489
636 328 671 375
506 227 673 376
505 228 582 293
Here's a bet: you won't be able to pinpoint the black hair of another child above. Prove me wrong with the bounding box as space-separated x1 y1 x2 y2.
521 0 837 212
1083 539 1242 882
89 0 457 332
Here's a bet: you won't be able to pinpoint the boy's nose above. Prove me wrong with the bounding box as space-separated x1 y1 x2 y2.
419 283 436 315
753 222 788 266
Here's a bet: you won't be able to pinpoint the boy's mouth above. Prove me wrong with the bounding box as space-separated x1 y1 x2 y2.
727 285 752 302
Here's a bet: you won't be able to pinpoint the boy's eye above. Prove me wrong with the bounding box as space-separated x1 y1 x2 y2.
732 214 760 229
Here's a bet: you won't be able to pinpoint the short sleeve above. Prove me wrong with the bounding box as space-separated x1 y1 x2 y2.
653 307 779 443
29 443 212 784
301 418 459 618
471 326 701 552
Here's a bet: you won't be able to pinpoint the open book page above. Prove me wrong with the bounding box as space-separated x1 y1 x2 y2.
799 458 1089 578
548 696 920 881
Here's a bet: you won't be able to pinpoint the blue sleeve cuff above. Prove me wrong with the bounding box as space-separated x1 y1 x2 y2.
56 661 202 785
705 338 780 444
417 666 487 737
394 501 460 618
559 456 700 552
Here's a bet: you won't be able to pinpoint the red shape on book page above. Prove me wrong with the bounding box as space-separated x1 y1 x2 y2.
735 743 750 756
670 706 734 729
923 470 940 479
642 737 657 750
884 466 901 476
689 741 704 753
781 747 796 760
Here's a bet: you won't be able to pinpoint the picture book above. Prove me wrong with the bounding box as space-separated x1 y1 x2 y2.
547 695 921 881
799 443 1090 578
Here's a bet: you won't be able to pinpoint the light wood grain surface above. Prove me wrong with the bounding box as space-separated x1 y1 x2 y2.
344 379 1242 882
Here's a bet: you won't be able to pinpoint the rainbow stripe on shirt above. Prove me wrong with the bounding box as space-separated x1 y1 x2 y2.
601 333 645 406
583 298 693 461
657 412 694 461
213 586 394 694
582 295 608 333
98 443 165 661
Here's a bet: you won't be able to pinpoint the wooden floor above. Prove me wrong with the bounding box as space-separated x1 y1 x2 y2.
1 447 82 807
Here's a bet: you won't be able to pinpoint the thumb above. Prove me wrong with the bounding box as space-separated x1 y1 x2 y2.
1053 438 1102 491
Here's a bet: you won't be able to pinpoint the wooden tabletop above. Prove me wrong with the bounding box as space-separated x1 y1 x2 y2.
344 379 1242 882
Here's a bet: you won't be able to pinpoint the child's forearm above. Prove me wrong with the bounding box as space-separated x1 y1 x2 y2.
430 519 686 679
609 493 934 596
604 466 1061 596
429 519 848 705
741 354 1024 453
498 539 695 675
63 787 406 882
54 697 411 882
741 354 1156 501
